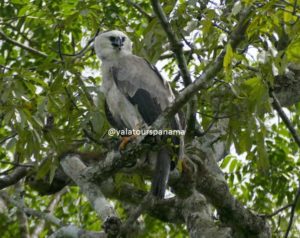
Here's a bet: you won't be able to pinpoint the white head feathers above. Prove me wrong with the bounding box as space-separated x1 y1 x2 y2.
94 30 132 61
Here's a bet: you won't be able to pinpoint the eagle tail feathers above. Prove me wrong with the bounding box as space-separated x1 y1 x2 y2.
151 148 170 199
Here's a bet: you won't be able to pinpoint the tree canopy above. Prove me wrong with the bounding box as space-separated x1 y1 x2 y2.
0 0 300 237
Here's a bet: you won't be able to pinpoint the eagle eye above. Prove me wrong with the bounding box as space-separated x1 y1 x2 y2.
109 36 116 42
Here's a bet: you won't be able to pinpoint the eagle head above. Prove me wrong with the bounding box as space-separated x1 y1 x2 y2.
94 30 132 60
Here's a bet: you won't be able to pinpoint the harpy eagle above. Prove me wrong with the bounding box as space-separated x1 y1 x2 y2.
94 30 182 198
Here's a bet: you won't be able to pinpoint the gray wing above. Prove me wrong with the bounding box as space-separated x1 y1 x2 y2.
112 54 174 125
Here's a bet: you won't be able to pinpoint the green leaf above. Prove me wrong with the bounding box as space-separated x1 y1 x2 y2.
223 43 233 81
224 44 233 68
36 158 52 180
229 159 237 173
256 130 269 173
286 39 300 64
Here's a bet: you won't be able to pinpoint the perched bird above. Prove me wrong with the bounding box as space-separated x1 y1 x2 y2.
94 30 182 198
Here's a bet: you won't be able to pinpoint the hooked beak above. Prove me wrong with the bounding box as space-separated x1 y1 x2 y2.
111 37 123 50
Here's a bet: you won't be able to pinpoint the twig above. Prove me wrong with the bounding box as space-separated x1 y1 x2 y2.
75 73 95 107
58 28 64 62
261 204 293 218
195 112 218 137
61 29 100 58
3 22 35 43
0 191 65 226
151 0 192 87
179 33 199 137
125 0 153 21
0 10 38 23
284 182 300 238
0 30 48 57
32 188 67 238
0 132 17 145
211 20 230 34
0 161 33 167
197 111 235 119
270 91 300 147
293 0 298 15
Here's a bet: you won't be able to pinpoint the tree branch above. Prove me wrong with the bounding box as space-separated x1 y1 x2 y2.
182 191 232 238
0 166 31 190
0 191 65 227
32 188 67 238
0 30 48 57
270 91 300 147
150 0 192 87
125 0 153 21
152 7 253 129
48 225 107 238
284 182 300 238
60 154 121 236
189 139 269 236
262 204 293 218
60 28 100 59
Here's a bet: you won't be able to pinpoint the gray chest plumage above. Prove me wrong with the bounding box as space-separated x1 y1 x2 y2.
101 54 177 131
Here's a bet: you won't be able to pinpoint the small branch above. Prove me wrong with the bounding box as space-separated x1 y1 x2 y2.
61 29 100 58
0 132 17 145
125 0 153 21
262 204 293 218
15 181 30 238
0 30 48 57
0 191 65 226
195 113 218 137
284 182 300 238
293 0 298 15
151 0 192 87
270 91 300 147
32 188 67 238
58 28 64 62
76 74 95 107
159 49 197 60
2 22 35 44
48 225 107 238
0 161 33 167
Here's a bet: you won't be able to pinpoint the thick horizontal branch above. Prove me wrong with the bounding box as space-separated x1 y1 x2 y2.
0 166 31 190
48 225 106 238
